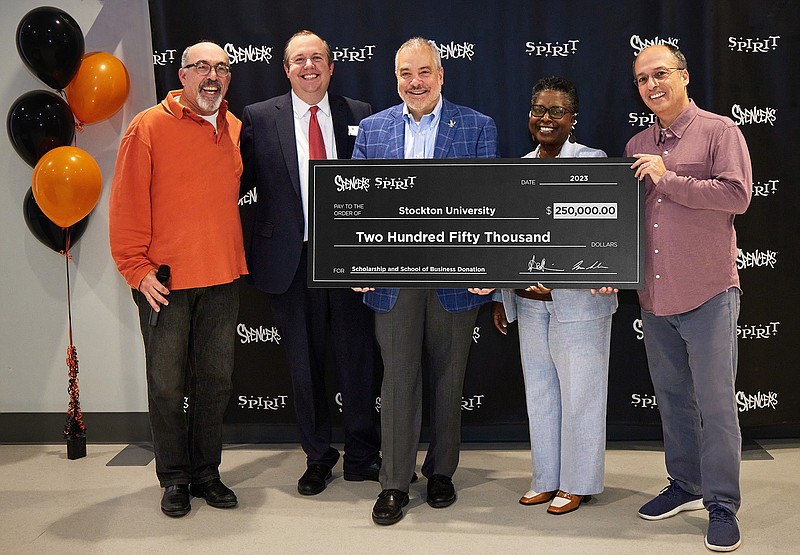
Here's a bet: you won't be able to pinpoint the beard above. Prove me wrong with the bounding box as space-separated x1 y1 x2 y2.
194 78 223 113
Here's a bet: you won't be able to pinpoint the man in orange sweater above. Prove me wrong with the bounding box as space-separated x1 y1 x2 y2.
109 41 247 518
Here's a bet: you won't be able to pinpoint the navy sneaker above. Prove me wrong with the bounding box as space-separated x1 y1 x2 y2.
705 502 741 552
638 477 704 520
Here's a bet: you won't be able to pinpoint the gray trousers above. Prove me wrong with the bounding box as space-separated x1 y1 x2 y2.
375 289 479 492
642 288 742 513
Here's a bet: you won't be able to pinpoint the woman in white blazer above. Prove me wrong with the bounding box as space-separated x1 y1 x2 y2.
492 76 617 515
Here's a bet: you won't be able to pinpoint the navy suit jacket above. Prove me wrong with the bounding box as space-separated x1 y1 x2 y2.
352 98 499 313
241 92 372 294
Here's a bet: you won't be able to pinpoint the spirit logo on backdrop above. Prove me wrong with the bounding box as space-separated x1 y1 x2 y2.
738 322 780 340
629 112 658 127
753 179 779 197
332 45 376 62
728 36 780 52
525 39 579 57
153 49 178 66
238 395 288 410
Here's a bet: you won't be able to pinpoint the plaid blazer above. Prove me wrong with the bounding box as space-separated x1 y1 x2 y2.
353 98 498 313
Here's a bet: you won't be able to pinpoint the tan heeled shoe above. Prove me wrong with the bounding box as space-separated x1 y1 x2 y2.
519 489 557 505
547 490 591 514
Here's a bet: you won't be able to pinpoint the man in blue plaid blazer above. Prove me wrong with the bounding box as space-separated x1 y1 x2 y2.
352 37 498 525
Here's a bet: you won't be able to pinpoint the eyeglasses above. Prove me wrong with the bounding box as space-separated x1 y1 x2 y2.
634 67 684 87
530 105 573 120
289 54 327 66
182 61 231 77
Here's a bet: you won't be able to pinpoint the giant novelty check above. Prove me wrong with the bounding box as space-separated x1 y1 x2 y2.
308 158 643 288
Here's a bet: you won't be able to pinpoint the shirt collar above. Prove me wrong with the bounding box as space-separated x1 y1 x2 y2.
291 90 331 118
402 95 443 125
162 89 228 122
654 99 698 142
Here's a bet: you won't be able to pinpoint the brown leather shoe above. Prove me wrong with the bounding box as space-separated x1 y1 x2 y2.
546 490 591 515
519 489 557 505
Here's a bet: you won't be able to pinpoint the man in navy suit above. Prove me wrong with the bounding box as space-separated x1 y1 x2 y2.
352 37 498 525
240 31 381 496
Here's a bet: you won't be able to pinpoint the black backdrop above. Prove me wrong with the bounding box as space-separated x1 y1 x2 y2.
147 0 800 441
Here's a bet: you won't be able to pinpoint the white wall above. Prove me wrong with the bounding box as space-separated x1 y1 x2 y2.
1 1 156 414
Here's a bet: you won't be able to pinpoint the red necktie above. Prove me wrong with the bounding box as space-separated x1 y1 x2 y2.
308 105 327 160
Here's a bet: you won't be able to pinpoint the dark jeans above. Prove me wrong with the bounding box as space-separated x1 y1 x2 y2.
135 280 238 487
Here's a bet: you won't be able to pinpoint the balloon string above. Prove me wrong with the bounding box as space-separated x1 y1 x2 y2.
65 228 73 345
62 227 86 439
58 89 82 137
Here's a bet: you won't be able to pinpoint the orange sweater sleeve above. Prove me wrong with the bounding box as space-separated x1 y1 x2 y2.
109 115 157 290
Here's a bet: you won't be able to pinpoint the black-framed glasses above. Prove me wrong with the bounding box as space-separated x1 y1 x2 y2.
182 61 231 77
530 105 573 120
634 67 684 86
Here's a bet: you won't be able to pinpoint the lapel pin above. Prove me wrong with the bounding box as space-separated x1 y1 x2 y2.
448 119 456 128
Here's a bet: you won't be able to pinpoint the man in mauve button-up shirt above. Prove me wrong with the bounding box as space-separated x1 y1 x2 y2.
625 44 751 552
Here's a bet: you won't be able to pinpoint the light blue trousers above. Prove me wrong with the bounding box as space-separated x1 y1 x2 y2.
515 297 612 496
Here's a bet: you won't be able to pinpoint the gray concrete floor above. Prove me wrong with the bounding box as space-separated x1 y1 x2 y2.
1 440 798 554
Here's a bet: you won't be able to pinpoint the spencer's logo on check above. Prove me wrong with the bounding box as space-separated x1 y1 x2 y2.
309 158 644 289
334 174 418 192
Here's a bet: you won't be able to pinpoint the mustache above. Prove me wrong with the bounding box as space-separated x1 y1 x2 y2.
200 78 221 90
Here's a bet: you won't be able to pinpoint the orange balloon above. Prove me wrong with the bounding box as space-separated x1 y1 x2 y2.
65 51 130 124
32 146 102 228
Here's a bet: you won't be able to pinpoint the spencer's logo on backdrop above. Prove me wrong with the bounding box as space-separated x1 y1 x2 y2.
728 35 780 52
737 391 778 411
237 323 282 344
432 40 476 60
731 104 777 126
737 248 777 269
525 39 579 57
225 43 272 64
630 35 679 55
239 186 257 206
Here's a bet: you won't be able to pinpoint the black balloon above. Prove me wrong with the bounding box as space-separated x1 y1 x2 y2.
16 7 84 90
7 90 75 168
23 188 88 253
